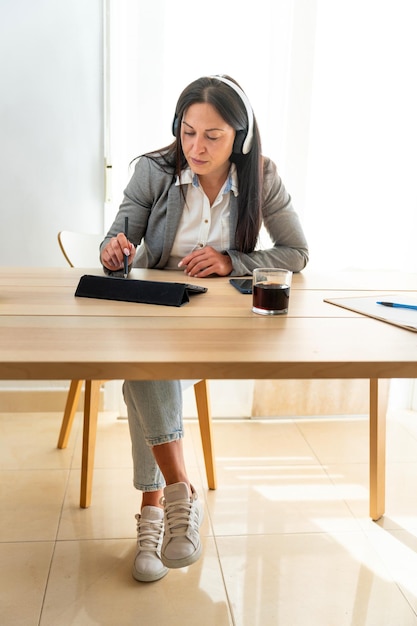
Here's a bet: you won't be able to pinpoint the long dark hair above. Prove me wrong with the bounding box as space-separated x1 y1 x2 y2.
145 75 263 253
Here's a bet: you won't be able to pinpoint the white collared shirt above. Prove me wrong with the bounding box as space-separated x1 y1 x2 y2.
166 164 238 269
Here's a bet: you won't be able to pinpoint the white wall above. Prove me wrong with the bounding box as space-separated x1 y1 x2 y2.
0 0 104 267
0 0 104 397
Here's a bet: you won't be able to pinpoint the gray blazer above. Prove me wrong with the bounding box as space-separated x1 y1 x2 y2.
102 155 309 276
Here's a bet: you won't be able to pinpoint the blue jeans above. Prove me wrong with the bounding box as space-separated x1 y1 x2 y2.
122 380 197 491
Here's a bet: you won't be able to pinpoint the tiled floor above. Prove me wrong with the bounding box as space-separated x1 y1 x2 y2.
2 407 417 625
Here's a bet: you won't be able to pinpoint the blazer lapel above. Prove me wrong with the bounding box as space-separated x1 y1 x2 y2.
158 184 185 268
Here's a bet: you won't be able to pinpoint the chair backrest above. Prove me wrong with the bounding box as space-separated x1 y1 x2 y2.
58 231 104 268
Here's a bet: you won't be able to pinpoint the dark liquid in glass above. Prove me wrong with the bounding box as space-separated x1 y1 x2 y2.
253 282 290 313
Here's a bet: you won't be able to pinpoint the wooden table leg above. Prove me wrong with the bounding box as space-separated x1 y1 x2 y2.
80 380 101 508
369 378 389 521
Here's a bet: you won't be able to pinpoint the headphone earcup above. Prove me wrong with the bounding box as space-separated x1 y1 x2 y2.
233 129 247 154
172 114 179 137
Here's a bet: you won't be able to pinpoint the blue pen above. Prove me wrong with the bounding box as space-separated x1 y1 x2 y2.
377 301 417 311
123 216 129 278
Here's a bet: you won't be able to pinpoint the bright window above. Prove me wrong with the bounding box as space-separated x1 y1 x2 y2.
106 0 417 272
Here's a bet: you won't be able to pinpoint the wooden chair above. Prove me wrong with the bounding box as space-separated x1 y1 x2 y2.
57 231 216 507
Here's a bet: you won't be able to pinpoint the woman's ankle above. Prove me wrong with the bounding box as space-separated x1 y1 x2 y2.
141 489 164 510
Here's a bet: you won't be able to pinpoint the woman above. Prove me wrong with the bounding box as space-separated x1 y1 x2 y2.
100 75 309 583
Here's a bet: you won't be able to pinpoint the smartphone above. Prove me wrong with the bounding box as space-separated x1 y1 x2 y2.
229 278 253 294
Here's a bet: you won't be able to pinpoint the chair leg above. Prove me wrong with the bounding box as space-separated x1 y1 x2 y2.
194 379 217 490
80 380 101 508
57 380 83 449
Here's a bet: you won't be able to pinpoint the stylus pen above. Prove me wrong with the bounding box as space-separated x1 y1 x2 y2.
377 301 417 311
123 216 129 278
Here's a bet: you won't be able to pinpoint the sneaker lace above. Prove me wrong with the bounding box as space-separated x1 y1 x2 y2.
135 514 164 553
161 495 198 537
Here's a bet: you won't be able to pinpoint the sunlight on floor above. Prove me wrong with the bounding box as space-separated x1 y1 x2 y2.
2 410 417 625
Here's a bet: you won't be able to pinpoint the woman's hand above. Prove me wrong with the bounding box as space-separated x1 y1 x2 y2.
101 234 136 272
178 246 233 277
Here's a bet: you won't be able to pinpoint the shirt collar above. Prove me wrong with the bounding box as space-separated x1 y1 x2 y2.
175 163 239 197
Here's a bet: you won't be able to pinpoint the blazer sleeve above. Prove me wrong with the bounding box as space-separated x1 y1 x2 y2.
227 158 309 276
100 157 154 251
99 157 176 272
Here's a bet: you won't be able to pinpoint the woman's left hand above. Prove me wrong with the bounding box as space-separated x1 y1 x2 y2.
178 246 233 277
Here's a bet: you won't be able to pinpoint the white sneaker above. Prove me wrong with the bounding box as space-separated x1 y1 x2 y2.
160 482 203 569
132 506 169 582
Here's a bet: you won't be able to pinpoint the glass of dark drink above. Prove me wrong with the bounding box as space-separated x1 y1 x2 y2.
252 268 292 315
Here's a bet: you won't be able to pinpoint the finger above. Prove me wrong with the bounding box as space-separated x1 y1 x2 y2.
183 254 209 274
186 259 214 277
103 238 124 268
178 250 201 268
178 250 194 268
116 232 130 251
126 242 136 262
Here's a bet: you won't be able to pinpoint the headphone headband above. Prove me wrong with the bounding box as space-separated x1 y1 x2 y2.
209 75 254 154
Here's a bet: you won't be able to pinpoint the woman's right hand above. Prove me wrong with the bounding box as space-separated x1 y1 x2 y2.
101 234 136 272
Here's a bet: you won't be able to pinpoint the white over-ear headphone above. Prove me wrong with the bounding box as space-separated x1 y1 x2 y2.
172 75 254 155
210 75 254 154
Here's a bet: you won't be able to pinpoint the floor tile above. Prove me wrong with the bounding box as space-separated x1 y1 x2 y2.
205 465 359 535
0 412 77 470
3 410 417 625
0 469 68 541
328 461 417 530
295 416 369 464
383 417 417 463
296 415 417 465
390 410 417 442
362 524 417 616
191 419 358 535
192 419 322 467
58 467 140 540
0 541 54 626
40 538 232 626
216 532 417 626
70 412 132 470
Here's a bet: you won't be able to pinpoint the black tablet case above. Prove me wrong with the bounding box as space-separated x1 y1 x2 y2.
75 274 194 307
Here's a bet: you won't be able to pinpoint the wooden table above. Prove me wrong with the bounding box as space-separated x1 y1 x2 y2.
1 266 417 519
